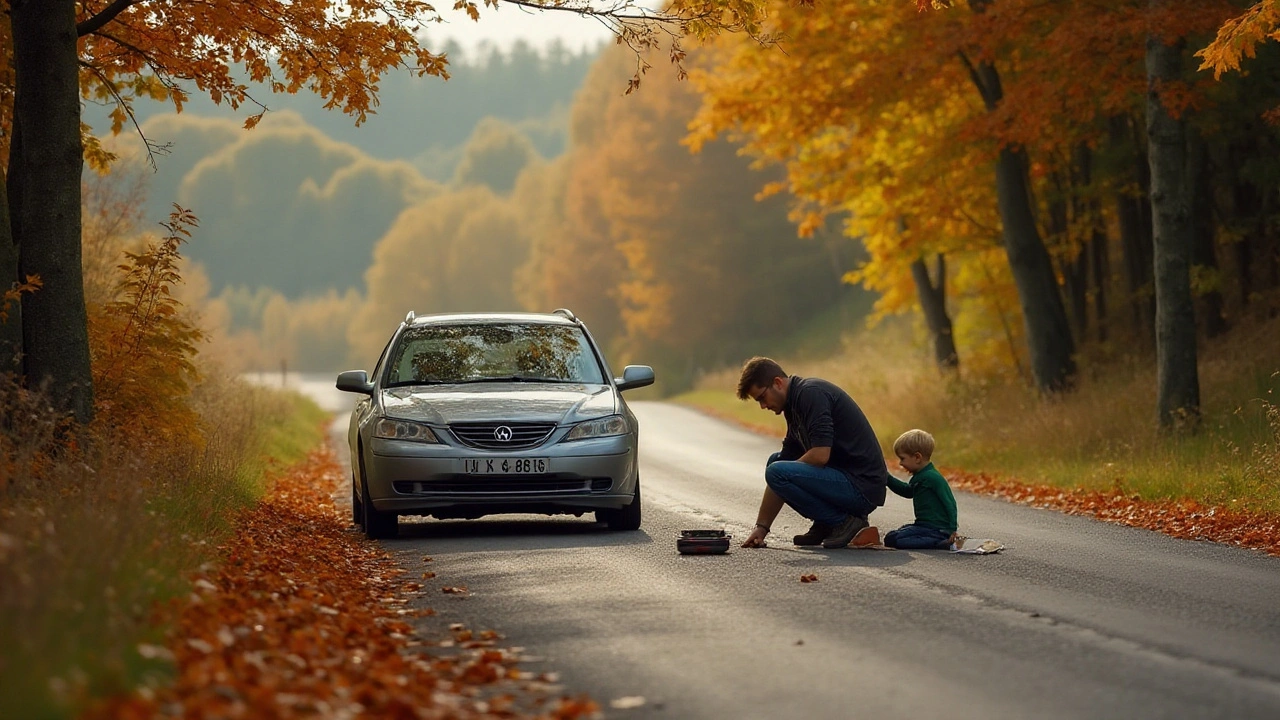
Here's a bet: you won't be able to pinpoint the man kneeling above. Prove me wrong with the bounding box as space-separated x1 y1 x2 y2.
736 357 888 549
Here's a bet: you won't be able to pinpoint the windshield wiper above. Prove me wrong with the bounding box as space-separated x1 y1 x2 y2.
454 376 542 384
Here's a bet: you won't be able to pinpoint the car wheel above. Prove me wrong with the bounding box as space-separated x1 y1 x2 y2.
351 475 364 528
599 476 642 531
358 448 398 540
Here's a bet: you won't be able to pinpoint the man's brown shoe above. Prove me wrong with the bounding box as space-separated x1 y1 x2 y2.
793 520 835 546
850 526 881 548
821 514 869 548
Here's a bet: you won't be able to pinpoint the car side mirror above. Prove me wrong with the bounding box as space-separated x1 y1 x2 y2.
615 365 655 392
336 370 374 395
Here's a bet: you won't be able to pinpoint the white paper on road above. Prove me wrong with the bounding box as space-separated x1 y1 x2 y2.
951 537 1005 554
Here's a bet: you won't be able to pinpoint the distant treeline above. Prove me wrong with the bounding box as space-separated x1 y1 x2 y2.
100 41 595 299
89 42 854 393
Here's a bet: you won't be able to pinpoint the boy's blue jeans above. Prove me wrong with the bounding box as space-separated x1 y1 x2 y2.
764 452 874 526
884 523 953 549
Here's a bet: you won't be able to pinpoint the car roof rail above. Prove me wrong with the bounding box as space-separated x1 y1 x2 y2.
404 310 416 325
552 308 578 322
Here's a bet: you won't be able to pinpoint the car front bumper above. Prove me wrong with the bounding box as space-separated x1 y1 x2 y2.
363 434 638 515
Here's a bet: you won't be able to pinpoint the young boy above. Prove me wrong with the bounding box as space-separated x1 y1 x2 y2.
884 429 958 550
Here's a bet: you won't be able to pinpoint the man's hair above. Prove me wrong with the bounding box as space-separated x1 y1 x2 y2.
736 356 787 400
893 429 935 458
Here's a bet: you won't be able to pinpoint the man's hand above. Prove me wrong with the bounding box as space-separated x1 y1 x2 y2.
741 525 769 548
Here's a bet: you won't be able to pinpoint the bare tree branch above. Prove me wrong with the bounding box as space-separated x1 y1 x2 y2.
79 60 172 171
78 0 142 37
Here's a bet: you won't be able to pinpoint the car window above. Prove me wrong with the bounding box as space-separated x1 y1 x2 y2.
385 323 606 385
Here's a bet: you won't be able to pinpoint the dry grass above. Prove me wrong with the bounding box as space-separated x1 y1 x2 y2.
0 370 327 720
677 313 1280 515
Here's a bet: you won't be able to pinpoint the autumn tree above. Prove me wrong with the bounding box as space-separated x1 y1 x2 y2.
452 117 541 193
694 0 1257 401
515 44 848 390
691 0 1083 392
0 0 771 424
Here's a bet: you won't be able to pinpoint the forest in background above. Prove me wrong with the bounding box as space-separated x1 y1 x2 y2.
67 0 1280 410
91 42 595 299
94 40 857 394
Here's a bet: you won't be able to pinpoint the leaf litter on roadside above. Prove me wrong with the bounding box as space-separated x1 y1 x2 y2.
948 469 1280 557
82 443 601 719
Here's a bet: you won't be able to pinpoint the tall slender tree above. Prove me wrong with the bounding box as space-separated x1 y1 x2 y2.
1145 13 1201 428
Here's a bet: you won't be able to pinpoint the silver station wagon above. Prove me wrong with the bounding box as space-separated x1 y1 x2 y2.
336 309 655 539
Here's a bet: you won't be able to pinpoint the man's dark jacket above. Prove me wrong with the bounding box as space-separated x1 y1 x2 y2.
779 376 888 507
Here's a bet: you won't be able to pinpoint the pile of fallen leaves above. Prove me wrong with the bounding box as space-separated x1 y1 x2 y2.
84 444 600 720
948 469 1280 557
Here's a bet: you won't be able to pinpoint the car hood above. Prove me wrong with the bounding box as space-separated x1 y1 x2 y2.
379 383 618 425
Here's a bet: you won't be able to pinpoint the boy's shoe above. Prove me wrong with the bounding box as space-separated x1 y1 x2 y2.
793 521 835 546
821 514 869 548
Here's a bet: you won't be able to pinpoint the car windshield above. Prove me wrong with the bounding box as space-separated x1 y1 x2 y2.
384 323 606 386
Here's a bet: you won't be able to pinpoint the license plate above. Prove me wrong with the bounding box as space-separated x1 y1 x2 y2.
461 458 549 475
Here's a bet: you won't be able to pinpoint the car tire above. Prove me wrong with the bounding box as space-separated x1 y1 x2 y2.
351 475 364 528
599 476 642 531
358 448 398 540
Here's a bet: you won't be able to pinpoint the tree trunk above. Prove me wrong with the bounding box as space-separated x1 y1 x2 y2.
959 37 1076 392
993 142 1078 393
0 166 20 370
1090 214 1109 343
1072 143 1108 344
909 254 959 372
1145 28 1199 428
10 0 93 421
1230 168 1258 309
1049 170 1088 341
1188 127 1226 338
1110 115 1155 346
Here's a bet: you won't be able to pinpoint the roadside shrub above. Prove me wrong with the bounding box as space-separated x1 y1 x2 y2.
88 205 204 452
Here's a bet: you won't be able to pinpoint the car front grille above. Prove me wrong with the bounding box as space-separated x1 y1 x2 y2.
395 478 612 494
449 422 557 449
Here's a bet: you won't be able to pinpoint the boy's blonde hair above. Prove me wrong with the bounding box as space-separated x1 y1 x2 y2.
893 429 935 458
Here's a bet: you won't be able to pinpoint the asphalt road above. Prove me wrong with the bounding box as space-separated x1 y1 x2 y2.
329 400 1280 720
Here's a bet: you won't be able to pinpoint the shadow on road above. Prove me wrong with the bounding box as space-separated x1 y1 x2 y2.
391 516 656 549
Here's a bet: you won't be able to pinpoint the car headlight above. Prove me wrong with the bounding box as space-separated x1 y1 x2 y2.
374 418 440 443
564 414 629 441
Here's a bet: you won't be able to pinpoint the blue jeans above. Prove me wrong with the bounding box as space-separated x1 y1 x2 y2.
884 523 953 549
765 452 874 526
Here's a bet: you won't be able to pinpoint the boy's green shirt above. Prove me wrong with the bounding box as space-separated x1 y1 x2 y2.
886 462 958 533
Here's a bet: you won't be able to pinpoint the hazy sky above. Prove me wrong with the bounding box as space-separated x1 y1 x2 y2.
427 5 617 56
